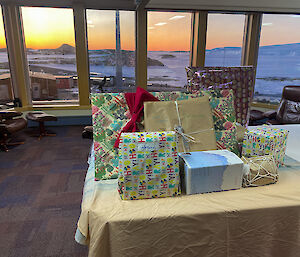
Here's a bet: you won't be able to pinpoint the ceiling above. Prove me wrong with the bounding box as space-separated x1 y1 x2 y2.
1 0 300 13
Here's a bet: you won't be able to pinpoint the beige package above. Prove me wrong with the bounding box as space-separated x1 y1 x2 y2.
242 155 279 187
144 96 217 152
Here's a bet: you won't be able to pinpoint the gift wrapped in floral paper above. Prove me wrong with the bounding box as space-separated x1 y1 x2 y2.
118 131 180 200
242 126 289 167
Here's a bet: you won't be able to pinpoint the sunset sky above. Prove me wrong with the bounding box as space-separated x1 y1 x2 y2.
1 7 300 51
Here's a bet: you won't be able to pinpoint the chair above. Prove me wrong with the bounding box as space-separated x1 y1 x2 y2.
250 85 300 125
26 111 57 140
0 111 27 151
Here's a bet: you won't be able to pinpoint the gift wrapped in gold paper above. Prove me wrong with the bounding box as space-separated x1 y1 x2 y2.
144 96 217 153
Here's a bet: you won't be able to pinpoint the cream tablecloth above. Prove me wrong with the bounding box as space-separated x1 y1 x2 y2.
76 126 300 257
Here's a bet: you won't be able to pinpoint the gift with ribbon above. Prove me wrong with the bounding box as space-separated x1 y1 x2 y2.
114 87 159 148
144 96 217 153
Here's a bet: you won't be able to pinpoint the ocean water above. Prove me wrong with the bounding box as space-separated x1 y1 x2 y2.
1 51 300 103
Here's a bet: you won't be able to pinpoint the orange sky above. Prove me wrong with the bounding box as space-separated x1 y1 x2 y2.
147 12 191 51
1 8 300 51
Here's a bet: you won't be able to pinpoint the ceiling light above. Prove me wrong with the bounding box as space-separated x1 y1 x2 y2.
262 23 272 26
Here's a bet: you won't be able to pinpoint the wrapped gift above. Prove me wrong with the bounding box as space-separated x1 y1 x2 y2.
179 150 244 194
242 126 289 167
118 131 180 200
144 96 217 153
186 66 255 126
91 91 201 180
242 155 278 187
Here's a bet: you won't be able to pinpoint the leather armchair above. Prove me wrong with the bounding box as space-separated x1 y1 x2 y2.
0 111 27 151
250 86 300 125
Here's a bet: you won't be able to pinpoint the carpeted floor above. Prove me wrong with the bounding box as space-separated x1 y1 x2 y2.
0 126 91 257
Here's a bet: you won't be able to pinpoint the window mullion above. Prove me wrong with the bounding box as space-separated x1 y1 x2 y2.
2 4 31 108
73 4 90 106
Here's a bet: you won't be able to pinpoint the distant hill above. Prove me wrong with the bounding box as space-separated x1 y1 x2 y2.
26 44 76 55
206 43 300 56
55 44 76 54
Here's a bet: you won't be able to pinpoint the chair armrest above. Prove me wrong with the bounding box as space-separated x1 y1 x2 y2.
0 124 7 134
266 119 281 125
263 110 277 119
0 111 22 120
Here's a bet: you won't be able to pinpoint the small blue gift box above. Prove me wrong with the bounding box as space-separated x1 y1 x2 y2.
179 150 244 195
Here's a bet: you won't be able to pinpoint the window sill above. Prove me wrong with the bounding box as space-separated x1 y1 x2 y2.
251 102 278 110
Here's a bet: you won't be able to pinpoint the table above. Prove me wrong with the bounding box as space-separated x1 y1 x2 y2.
76 125 300 257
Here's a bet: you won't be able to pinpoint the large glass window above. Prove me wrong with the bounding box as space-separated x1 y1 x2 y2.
21 7 78 102
86 10 135 93
0 6 14 105
205 13 245 66
147 11 191 91
255 14 300 104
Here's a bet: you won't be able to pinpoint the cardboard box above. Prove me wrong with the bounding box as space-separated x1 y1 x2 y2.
179 150 244 195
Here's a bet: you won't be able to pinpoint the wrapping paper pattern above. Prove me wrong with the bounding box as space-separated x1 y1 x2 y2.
215 124 239 155
186 66 255 126
205 89 238 154
91 92 200 180
242 155 278 187
118 131 180 200
242 126 289 167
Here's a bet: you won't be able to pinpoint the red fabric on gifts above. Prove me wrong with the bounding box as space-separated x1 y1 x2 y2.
114 87 159 148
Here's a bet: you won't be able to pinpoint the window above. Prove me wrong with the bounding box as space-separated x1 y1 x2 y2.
255 14 300 104
86 10 135 93
205 13 245 66
21 7 78 102
147 11 191 91
0 6 14 105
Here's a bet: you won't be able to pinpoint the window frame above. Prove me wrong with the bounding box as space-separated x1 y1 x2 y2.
2 3 296 111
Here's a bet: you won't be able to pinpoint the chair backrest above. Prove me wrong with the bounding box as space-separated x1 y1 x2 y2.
277 86 300 124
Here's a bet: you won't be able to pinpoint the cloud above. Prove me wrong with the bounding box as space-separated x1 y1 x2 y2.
154 22 167 26
169 15 185 20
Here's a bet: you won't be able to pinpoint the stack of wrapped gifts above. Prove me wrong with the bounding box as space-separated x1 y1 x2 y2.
91 84 289 200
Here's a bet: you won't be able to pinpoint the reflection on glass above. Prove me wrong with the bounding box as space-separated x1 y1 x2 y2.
147 11 191 91
255 14 300 104
205 13 245 66
21 7 78 101
86 10 135 93
0 6 14 104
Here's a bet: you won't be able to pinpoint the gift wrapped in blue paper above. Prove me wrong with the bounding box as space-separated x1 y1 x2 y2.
179 150 244 195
